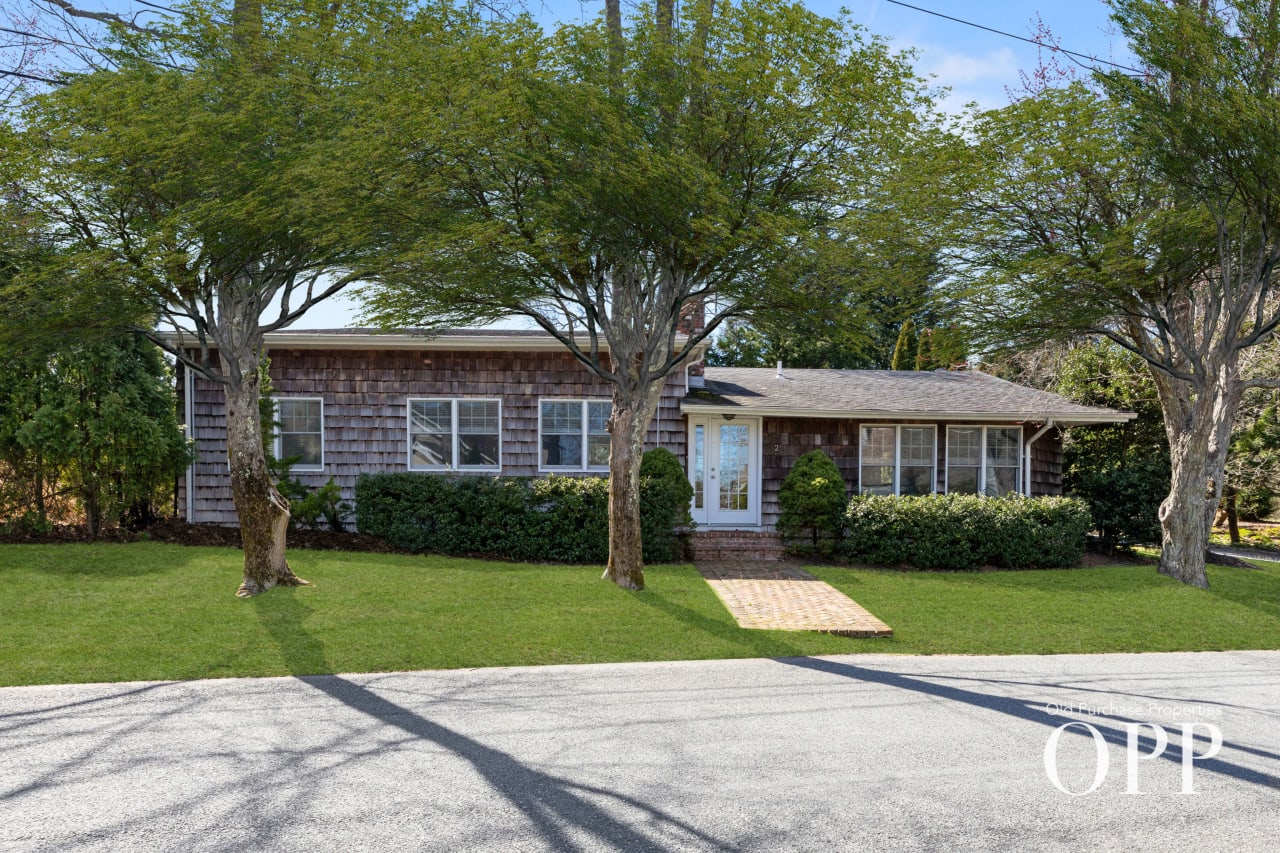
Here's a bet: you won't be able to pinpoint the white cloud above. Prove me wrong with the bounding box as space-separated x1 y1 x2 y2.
920 46 1019 85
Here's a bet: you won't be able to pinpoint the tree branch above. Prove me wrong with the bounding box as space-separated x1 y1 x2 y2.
36 0 162 37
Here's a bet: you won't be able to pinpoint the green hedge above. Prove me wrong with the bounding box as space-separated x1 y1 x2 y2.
355 449 691 563
840 494 1092 570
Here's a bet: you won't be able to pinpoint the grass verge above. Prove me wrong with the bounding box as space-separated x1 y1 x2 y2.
1 543 1277 686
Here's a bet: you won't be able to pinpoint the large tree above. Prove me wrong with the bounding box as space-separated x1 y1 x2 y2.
2 0 396 594
956 0 1280 588
362 0 933 589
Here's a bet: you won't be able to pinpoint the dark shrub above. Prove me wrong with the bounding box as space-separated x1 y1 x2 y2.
777 449 846 556
1065 454 1167 552
356 455 691 563
1235 484 1274 522
840 494 1091 570
639 448 695 562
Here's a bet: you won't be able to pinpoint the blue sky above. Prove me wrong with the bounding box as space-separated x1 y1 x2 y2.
87 0 1136 114
535 1 1136 112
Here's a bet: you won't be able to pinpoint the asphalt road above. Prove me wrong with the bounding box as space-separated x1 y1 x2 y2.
2 651 1278 852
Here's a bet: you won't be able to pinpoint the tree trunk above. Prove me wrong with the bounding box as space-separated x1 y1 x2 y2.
604 405 646 590
222 360 306 597
33 448 45 523
82 486 100 539
1224 486 1241 544
1155 369 1238 590
603 384 665 590
1157 456 1213 588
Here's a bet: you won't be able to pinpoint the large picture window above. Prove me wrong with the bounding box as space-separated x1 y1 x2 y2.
946 426 1022 497
540 400 611 471
409 399 501 471
274 397 324 471
858 425 936 496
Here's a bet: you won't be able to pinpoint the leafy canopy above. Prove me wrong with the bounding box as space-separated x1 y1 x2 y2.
361 0 936 376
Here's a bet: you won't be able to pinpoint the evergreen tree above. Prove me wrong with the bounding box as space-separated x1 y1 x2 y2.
2 337 191 535
890 319 917 370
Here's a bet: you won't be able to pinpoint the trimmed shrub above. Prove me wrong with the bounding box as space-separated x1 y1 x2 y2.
777 450 846 556
840 494 1092 570
639 448 695 562
355 449 692 563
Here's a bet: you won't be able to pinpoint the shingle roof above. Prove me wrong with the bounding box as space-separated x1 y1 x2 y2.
685 367 1131 424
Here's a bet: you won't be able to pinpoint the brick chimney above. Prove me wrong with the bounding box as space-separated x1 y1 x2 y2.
676 298 706 335
677 298 706 387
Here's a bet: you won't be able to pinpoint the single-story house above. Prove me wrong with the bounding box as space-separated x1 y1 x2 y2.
174 328 1131 531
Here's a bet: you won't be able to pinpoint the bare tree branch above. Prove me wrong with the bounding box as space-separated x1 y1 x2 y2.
36 0 161 37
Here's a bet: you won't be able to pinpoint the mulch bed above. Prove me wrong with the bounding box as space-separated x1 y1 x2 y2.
0 518 394 553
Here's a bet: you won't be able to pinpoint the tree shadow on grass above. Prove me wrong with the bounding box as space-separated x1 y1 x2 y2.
1200 565 1280 620
251 590 734 852
1 541 217 578
777 656 1280 790
629 577 823 657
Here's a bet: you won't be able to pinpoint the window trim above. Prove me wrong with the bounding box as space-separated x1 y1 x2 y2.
406 398 503 473
538 398 612 473
857 423 938 497
944 424 1023 497
272 396 325 472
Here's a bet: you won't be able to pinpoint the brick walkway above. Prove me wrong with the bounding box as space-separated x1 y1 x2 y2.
696 562 893 637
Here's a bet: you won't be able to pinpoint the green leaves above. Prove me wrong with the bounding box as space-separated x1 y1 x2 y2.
359 0 936 366
841 494 1093 570
0 337 191 531
777 449 846 555
4 1 404 358
354 450 691 564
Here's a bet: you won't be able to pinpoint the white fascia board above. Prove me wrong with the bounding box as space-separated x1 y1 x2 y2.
157 331 693 352
678 403 1134 426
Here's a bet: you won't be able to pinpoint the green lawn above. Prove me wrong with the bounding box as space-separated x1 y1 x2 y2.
1 543 1278 687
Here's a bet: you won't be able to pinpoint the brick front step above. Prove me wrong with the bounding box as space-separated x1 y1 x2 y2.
687 530 786 562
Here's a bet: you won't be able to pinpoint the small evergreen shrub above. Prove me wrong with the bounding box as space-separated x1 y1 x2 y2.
840 494 1091 570
1065 455 1167 552
356 449 692 563
282 478 353 532
1235 484 1274 522
639 448 695 561
777 450 846 556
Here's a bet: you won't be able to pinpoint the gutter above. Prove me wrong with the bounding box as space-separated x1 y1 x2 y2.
1023 419 1055 497
184 362 196 523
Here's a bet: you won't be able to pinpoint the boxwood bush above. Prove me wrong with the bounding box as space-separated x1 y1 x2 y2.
356 449 691 563
777 449 846 557
840 494 1092 570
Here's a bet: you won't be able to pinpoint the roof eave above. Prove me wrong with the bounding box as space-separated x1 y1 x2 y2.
678 402 1134 425
157 330 696 353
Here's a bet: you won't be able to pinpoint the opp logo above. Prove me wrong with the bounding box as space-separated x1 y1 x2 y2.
1044 721 1223 795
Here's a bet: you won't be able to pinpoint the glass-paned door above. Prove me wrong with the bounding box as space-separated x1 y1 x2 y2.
688 417 758 525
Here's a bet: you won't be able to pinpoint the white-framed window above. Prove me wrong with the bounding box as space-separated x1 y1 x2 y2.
858 424 937 496
539 399 611 471
408 399 502 471
945 426 1022 497
274 397 324 471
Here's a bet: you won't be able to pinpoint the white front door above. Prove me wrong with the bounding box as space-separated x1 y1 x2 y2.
688 416 760 526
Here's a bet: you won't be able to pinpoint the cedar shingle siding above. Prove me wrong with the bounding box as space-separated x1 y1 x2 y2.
176 340 1088 531
180 348 688 526
754 417 1064 529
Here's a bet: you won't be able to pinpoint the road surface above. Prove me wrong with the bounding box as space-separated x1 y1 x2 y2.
2 651 1278 851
